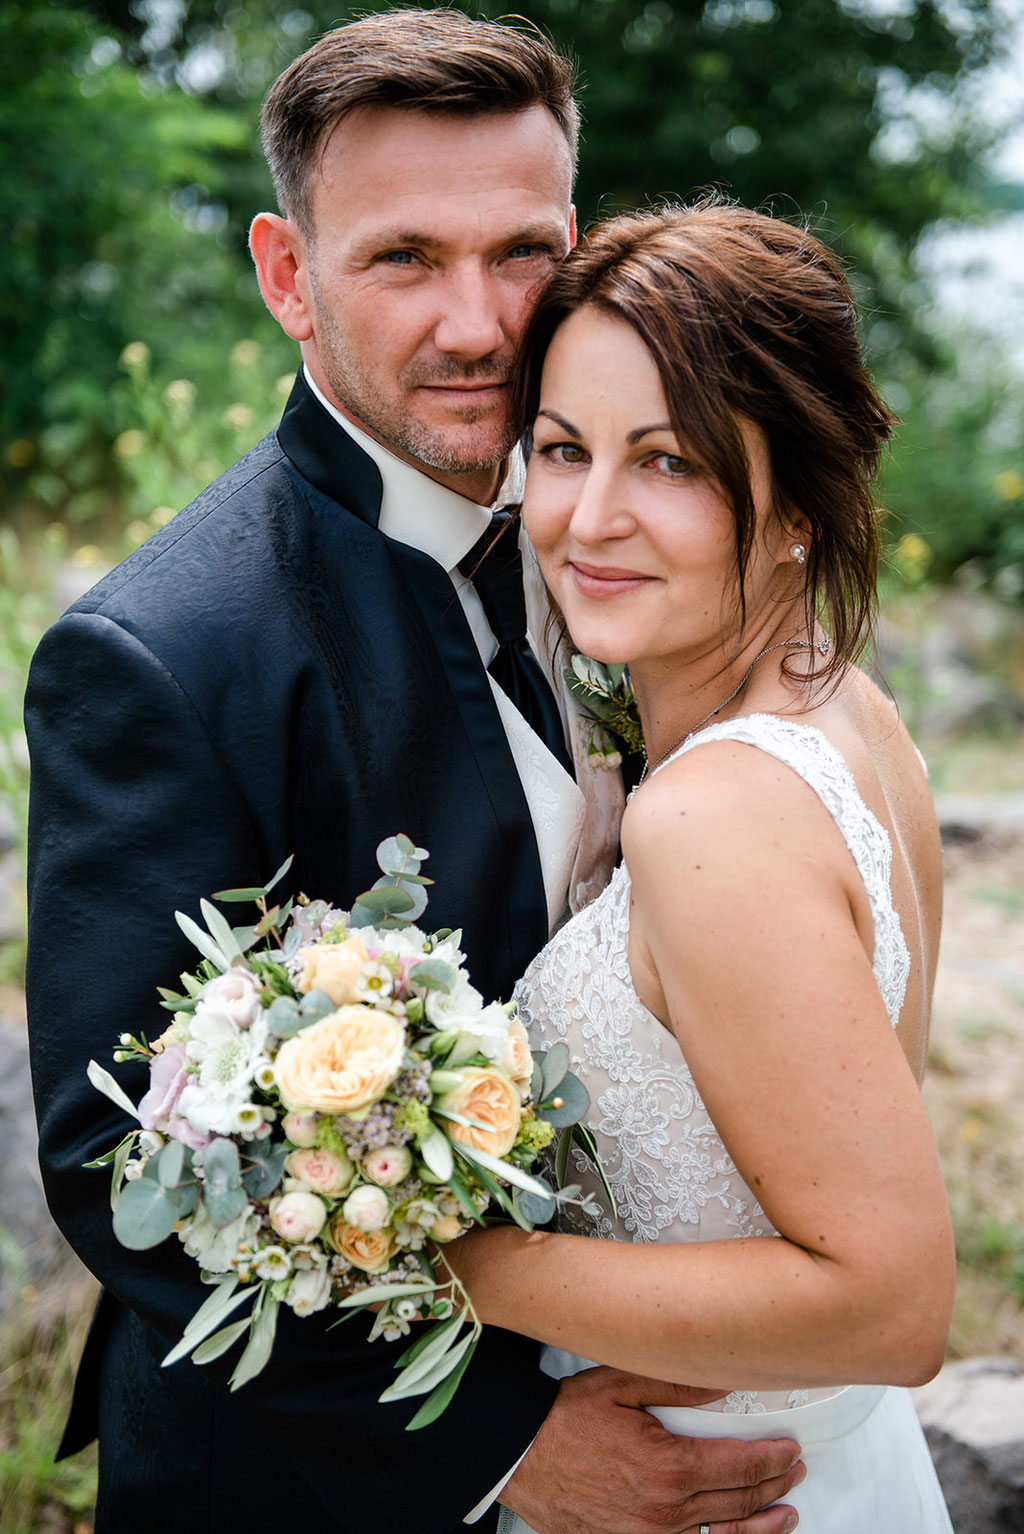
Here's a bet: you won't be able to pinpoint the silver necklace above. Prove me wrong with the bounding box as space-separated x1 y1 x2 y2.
636 634 832 788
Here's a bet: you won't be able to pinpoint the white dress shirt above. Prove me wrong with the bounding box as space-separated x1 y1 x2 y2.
302 367 586 932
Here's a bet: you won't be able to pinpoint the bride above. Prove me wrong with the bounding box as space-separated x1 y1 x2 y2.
443 201 957 1533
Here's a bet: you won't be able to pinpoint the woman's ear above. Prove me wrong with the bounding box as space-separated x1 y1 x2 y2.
249 212 315 343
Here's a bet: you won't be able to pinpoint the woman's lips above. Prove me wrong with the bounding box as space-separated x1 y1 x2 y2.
569 560 654 598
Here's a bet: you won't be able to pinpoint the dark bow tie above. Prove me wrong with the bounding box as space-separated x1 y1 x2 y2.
458 509 574 777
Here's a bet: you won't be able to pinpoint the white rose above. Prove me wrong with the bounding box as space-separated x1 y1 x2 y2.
286 1264 333 1317
200 968 264 1030
361 1146 413 1187
282 1110 319 1147
269 1190 328 1244
342 1184 391 1233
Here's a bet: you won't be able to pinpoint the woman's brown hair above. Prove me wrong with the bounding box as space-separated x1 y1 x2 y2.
513 198 896 678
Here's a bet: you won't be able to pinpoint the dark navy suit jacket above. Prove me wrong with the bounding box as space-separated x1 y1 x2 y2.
24 374 559 1532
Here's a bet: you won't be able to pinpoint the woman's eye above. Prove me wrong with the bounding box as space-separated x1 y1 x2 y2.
540 441 588 465
651 453 692 477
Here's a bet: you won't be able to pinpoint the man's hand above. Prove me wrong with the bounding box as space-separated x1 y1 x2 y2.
499 1367 804 1534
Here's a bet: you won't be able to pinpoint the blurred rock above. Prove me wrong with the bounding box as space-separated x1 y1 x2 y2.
0 1013 93 1325
915 1358 1024 1532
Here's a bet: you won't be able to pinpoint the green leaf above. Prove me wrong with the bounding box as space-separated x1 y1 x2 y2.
189 1315 253 1366
355 885 415 917
379 1321 474 1402
265 994 302 1036
156 1137 186 1188
572 1123 618 1220
537 1070 590 1128
112 1177 183 1249
83 1128 138 1171
87 1060 141 1123
265 854 295 896
336 1281 437 1309
404 1333 480 1429
419 1126 454 1182
229 1293 280 1391
241 1140 288 1199
161 1282 258 1367
211 885 268 903
175 910 229 972
554 1123 573 1190
529 1056 543 1101
517 1178 557 1225
203 1138 247 1227
455 1143 550 1198
393 1313 462 1370
200 898 246 967
445 1167 483 1224
376 834 421 876
298 988 335 1022
409 958 455 994
540 1042 570 1101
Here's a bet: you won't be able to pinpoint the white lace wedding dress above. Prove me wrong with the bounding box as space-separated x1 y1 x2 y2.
498 715 953 1534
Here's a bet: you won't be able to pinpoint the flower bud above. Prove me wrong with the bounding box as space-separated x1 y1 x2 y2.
342 1184 391 1233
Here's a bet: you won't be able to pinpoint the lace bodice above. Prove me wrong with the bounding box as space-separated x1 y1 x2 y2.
514 714 911 1414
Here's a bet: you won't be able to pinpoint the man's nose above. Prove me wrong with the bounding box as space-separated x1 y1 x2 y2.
432 267 507 360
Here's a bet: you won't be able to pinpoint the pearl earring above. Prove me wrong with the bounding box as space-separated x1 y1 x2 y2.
790 543 806 565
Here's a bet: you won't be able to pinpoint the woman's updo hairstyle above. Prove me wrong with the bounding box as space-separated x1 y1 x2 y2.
512 196 896 678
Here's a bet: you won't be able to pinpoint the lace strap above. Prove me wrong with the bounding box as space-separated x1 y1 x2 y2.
656 714 910 1024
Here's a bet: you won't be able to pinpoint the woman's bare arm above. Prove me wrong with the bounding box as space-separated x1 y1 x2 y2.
442 742 956 1391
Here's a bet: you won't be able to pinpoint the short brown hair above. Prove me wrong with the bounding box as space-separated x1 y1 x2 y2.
261 8 579 235
512 198 896 677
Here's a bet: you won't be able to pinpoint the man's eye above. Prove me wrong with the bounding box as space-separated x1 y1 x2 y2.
379 250 417 265
507 244 546 260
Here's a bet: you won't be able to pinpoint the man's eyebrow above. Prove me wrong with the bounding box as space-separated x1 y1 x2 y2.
358 220 568 253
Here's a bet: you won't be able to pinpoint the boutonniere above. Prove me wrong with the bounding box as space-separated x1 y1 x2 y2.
564 655 645 769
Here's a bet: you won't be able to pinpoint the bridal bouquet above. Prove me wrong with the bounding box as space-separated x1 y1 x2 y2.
87 836 603 1427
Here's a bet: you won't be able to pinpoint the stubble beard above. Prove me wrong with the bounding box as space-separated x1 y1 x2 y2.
309 283 518 478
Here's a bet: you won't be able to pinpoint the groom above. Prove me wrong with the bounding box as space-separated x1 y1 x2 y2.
25 10 803 1533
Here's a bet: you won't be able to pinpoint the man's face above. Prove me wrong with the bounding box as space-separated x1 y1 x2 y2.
298 105 574 502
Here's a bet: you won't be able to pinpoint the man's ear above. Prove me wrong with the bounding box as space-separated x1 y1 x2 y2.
249 212 314 342
568 204 577 251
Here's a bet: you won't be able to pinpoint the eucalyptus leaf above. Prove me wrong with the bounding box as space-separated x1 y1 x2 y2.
529 1057 543 1102
86 1060 141 1123
265 995 301 1036
265 854 295 896
189 1314 254 1366
404 1333 479 1430
203 1138 247 1227
517 1183 558 1225
156 1137 186 1189
376 835 421 876
211 884 268 903
175 910 229 973
540 1042 570 1101
355 885 415 917
298 988 335 1021
241 1140 288 1199
537 1070 590 1128
112 1177 183 1249
409 958 455 994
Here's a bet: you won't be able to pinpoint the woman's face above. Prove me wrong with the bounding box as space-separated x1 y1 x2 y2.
523 305 794 672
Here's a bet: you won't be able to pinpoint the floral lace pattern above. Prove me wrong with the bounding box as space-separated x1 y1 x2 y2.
514 715 910 1414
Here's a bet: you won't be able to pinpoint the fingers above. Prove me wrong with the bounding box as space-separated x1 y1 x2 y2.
595 1367 728 1411
697 1504 800 1534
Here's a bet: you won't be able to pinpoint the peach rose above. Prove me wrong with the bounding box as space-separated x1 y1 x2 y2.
296 936 370 1006
430 1213 465 1242
286 1147 355 1197
503 1017 533 1093
327 1216 397 1274
440 1067 521 1158
269 1191 328 1244
273 1006 405 1114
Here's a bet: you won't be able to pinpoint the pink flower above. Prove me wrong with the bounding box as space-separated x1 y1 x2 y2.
138 1043 208 1153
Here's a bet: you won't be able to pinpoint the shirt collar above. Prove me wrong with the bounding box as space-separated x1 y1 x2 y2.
303 365 523 571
